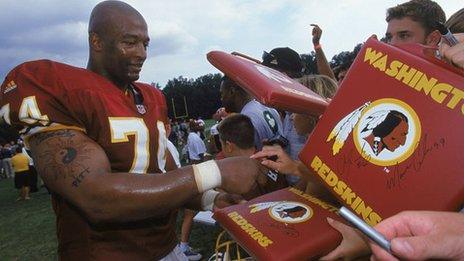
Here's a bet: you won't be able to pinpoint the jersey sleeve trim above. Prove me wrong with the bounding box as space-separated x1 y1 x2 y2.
22 123 86 148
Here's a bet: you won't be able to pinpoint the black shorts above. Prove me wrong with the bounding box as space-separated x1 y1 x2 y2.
14 170 30 189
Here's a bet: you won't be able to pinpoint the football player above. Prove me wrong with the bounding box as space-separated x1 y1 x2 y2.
0 1 266 260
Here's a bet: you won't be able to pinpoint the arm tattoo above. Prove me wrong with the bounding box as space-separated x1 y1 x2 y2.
31 130 95 186
30 129 76 146
71 168 106 188
61 147 77 164
71 167 90 188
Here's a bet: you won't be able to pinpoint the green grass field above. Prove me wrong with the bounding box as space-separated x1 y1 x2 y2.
0 179 57 260
0 178 223 260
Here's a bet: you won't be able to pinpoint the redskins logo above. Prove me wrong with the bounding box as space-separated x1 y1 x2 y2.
268 201 312 224
327 98 421 167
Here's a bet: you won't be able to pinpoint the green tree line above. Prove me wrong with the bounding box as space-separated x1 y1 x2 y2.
159 74 223 121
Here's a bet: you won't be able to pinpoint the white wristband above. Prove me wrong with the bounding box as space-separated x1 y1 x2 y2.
192 160 222 193
201 189 220 211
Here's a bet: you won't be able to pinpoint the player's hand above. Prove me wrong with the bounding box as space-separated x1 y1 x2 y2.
370 211 464 260
320 218 370 260
311 24 322 46
213 192 246 210
439 33 464 69
251 145 299 175
217 156 269 194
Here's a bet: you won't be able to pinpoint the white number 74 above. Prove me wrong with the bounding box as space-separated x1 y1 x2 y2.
109 117 167 174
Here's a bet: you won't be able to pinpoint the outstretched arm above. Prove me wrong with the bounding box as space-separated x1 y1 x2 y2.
251 146 336 203
29 129 265 224
311 24 336 80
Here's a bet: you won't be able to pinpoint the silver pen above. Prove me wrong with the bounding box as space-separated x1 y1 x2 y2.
436 22 459 46
338 206 391 253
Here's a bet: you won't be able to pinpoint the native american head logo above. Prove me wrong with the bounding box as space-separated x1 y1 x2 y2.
326 98 421 166
249 201 312 223
269 202 312 223
276 205 306 219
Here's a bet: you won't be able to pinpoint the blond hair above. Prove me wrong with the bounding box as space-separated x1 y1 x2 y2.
297 75 338 99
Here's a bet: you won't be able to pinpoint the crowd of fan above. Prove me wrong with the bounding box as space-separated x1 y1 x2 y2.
0 139 42 201
161 1 464 259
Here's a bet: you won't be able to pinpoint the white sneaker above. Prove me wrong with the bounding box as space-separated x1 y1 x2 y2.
182 246 202 261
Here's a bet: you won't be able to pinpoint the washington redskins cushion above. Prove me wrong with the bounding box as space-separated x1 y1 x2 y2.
207 51 329 115
213 187 344 260
299 37 464 226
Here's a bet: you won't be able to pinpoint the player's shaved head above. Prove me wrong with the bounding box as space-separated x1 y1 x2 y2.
87 0 150 89
89 0 146 39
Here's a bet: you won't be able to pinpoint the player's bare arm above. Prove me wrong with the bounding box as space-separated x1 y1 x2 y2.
183 191 244 211
29 129 265 224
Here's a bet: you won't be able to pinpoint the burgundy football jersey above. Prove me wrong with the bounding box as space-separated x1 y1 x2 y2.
0 60 178 260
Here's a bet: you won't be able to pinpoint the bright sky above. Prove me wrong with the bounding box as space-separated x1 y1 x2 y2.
0 0 461 86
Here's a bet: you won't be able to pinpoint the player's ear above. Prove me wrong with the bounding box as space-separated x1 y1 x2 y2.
89 32 104 52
